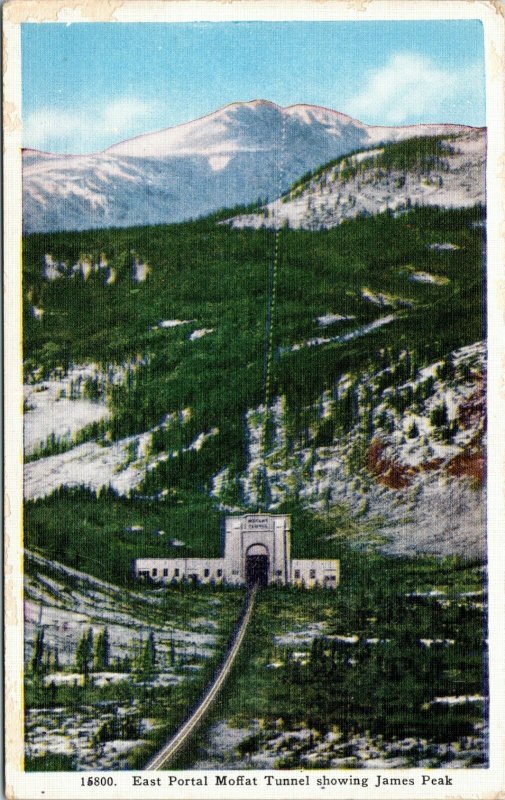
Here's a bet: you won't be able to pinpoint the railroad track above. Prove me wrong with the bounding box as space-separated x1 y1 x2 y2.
145 583 259 770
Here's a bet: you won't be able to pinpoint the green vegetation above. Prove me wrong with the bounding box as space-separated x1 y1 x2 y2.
283 135 457 199
93 627 110 671
181 543 486 767
75 628 93 680
24 204 484 498
24 571 244 771
23 194 486 768
25 754 75 772
136 631 157 679
369 136 455 175
24 487 222 586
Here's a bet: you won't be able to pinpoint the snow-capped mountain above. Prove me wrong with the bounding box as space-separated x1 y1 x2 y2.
22 100 479 233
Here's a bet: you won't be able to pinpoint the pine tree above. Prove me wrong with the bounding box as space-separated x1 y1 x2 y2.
76 628 93 681
48 680 57 707
29 629 45 675
407 421 419 439
93 628 110 671
146 631 156 671
430 401 449 429
136 632 156 679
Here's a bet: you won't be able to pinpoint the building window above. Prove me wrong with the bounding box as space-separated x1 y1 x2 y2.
294 570 301 579
204 568 210 577
310 569 316 579
174 568 180 577
152 568 157 577
217 569 223 577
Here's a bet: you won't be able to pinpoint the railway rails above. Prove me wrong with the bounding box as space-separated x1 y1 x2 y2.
145 583 258 770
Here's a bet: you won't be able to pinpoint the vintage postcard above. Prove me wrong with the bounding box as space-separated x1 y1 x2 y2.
3 1 505 798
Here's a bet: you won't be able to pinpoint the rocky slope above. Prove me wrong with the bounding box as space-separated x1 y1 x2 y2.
23 100 477 233
23 341 485 558
214 341 485 558
24 550 239 769
227 129 485 230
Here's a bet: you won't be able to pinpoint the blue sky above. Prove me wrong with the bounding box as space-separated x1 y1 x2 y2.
22 21 485 153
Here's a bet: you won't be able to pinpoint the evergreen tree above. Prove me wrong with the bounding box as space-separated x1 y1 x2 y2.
76 628 93 681
48 680 57 707
146 631 156 670
407 421 419 438
430 401 449 429
93 628 110 671
136 632 156 679
337 390 355 433
29 628 45 675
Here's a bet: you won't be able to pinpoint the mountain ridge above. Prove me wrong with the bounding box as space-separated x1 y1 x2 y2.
227 129 486 230
25 99 482 159
23 100 482 233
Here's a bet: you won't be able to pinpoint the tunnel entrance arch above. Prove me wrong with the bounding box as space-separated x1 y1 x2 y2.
245 544 269 588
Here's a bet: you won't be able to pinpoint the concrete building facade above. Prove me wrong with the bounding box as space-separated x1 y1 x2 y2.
134 513 340 589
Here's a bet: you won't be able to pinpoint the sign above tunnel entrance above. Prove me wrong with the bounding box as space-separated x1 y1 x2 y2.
244 515 272 531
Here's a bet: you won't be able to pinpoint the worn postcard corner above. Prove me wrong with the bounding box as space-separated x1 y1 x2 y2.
3 1 505 799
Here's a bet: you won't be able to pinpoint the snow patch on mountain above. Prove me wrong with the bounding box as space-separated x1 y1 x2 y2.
214 341 485 558
189 328 214 341
23 100 480 233
287 315 396 353
24 420 219 500
317 313 356 327
24 365 110 455
132 257 149 282
428 242 460 251
42 252 125 282
227 129 485 231
31 306 45 320
24 361 147 456
152 319 193 330
410 271 450 285
361 288 413 308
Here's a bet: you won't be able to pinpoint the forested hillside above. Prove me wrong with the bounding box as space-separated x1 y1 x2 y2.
22 125 487 769
23 202 485 566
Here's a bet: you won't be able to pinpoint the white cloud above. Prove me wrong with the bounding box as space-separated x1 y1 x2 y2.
347 53 482 125
23 97 152 153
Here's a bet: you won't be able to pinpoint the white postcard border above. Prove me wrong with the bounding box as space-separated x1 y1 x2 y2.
4 2 505 798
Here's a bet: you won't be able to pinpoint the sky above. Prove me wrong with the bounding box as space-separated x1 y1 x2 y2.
22 20 486 154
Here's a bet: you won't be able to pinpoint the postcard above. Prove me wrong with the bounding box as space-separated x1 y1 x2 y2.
3 1 505 798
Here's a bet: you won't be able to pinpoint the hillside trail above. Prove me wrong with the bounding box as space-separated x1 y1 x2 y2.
259 113 287 511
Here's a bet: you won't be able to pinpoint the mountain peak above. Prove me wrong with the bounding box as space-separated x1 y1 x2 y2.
23 100 481 234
